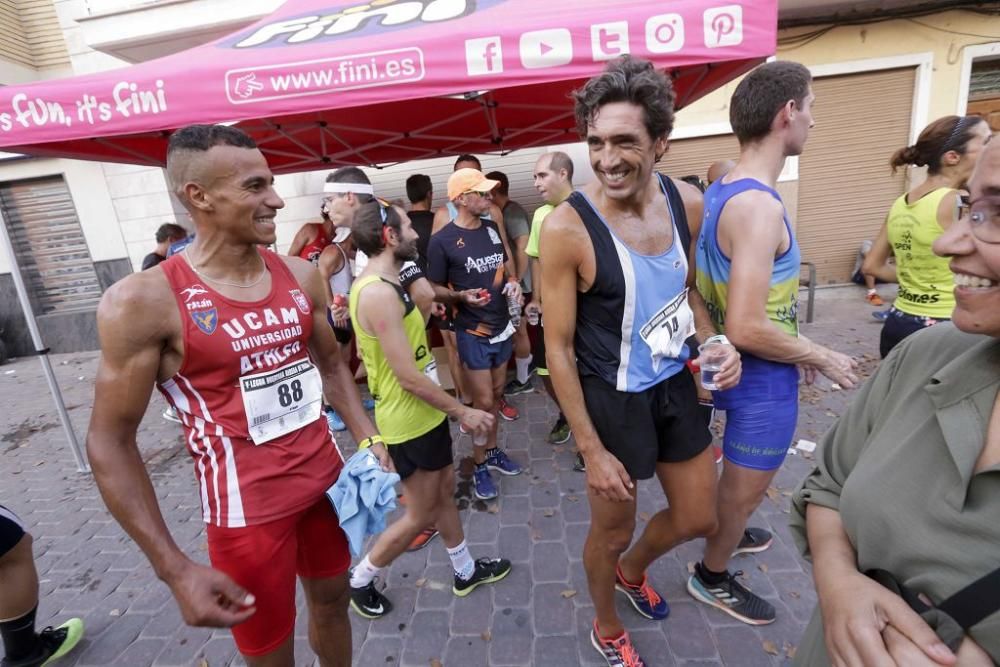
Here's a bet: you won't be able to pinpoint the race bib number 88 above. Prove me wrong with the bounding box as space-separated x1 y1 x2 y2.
240 359 323 445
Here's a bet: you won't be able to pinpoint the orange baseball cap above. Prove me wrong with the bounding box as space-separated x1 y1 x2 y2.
447 168 499 201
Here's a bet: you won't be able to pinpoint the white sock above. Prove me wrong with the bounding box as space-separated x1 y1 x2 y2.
447 540 475 581
867 288 877 296
515 355 533 384
350 555 382 588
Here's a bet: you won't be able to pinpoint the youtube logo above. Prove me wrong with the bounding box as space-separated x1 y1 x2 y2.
519 29 573 69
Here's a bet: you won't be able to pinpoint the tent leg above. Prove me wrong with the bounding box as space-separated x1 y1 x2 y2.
0 207 89 473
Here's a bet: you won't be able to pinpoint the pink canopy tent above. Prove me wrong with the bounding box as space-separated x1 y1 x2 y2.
0 0 776 170
0 0 776 471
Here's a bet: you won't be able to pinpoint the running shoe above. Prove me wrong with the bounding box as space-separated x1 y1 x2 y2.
865 291 884 306
503 378 534 396
548 415 571 444
615 564 669 620
872 309 890 322
590 622 646 667
325 408 346 432
486 448 522 476
406 528 439 552
687 566 776 625
1 618 85 667
473 464 498 500
498 398 519 421
161 406 182 424
733 527 773 556
349 579 392 619
362 397 376 411
452 557 512 596
573 453 586 472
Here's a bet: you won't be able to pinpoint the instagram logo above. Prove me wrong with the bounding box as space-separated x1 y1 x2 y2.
465 37 503 76
645 14 685 54
704 5 743 48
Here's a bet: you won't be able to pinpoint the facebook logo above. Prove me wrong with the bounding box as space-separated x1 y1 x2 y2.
466 37 503 76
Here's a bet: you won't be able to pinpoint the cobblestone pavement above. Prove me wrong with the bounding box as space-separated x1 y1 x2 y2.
0 285 889 666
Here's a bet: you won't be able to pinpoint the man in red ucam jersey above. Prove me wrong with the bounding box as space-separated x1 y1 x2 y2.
86 125 388 667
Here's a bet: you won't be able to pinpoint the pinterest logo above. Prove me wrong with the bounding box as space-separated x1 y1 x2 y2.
703 5 743 48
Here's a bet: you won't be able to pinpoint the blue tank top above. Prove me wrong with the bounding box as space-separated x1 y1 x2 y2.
695 177 801 407
570 174 693 393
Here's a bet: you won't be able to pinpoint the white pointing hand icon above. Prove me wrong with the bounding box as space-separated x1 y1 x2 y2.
233 73 265 99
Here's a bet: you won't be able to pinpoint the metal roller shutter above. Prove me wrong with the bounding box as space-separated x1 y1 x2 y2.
797 67 914 284
1 176 101 314
657 133 740 184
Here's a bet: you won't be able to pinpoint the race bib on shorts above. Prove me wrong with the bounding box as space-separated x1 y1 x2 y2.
639 288 695 373
240 359 323 445
489 320 516 344
423 358 441 386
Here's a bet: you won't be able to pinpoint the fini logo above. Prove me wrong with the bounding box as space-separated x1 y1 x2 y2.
232 0 506 49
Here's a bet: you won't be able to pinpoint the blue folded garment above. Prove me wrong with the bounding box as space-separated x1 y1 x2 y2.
327 449 400 556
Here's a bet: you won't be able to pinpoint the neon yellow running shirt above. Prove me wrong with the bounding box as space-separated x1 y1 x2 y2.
349 275 445 444
886 188 955 319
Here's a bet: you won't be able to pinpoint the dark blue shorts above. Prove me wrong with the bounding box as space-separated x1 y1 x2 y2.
713 355 799 471
456 329 513 371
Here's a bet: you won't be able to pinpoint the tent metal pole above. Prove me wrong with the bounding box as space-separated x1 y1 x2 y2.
0 208 89 473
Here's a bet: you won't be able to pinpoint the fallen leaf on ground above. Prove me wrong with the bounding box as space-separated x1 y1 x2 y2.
638 512 651 522
566 495 579 503
542 508 555 517
765 487 780 502
784 642 797 659
687 561 696 574
430 659 443 667
480 630 492 642
414 577 427 588
758 563 769 573
789 590 801 599
560 589 577 599
762 640 780 656
198 660 209 667
109 608 121 616
487 504 499 514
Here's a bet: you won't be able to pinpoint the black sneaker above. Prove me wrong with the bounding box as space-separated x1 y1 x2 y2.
349 579 392 619
1 618 84 667
503 378 534 396
573 452 586 472
733 527 773 556
548 415 571 444
687 567 775 625
453 557 512 597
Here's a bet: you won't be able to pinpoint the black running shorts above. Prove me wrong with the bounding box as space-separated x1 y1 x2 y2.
0 504 26 558
579 370 711 480
387 418 453 481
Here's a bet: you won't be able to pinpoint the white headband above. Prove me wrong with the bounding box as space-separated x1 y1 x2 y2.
323 182 374 195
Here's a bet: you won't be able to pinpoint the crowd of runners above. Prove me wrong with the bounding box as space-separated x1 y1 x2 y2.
3 52 999 667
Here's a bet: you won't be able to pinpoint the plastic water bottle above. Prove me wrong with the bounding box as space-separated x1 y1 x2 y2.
505 278 521 328
698 334 730 391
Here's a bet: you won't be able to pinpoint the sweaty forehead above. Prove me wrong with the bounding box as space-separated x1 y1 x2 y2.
202 145 270 186
587 102 647 139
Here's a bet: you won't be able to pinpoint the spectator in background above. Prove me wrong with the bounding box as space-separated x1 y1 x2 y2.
142 223 187 270
485 170 535 396
405 174 435 272
851 239 889 306
863 115 991 357
706 159 736 186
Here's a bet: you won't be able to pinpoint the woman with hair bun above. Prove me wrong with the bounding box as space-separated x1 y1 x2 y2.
863 115 991 357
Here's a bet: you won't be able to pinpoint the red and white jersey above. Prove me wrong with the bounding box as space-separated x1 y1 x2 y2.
157 250 343 528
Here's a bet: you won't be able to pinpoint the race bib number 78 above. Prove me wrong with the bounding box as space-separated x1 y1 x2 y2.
239 359 323 445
